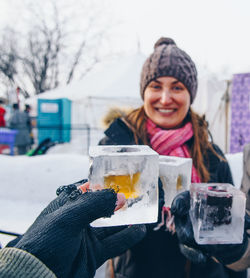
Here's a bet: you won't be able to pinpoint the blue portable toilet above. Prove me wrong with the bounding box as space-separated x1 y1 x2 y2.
37 98 71 143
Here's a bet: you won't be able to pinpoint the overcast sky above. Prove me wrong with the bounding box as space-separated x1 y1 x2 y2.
0 0 250 77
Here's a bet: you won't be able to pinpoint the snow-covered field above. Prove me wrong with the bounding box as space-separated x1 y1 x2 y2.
0 153 89 245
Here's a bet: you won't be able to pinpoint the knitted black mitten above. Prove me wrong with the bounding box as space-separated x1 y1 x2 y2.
15 185 146 278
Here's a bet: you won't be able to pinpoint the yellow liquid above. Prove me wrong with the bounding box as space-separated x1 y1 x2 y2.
104 172 140 199
176 175 183 190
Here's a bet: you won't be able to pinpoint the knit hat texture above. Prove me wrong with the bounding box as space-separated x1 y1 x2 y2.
140 37 197 103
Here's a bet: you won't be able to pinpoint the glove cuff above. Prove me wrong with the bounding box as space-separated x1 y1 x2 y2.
0 247 56 278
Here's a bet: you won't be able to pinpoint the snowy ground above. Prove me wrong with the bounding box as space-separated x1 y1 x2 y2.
0 146 245 277
0 153 89 244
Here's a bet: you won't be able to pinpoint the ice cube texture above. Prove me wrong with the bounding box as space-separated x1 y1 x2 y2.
190 183 246 244
159 155 192 207
88 145 159 227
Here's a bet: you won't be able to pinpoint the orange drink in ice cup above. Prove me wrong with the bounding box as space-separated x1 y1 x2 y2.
88 145 159 227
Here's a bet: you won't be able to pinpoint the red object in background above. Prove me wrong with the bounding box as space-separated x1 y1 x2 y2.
0 106 6 127
0 144 10 154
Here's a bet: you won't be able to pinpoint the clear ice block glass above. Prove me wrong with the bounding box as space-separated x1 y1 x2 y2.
88 145 159 227
159 155 192 207
190 183 246 244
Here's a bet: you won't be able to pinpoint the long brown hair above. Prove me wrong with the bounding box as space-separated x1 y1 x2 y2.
123 106 218 182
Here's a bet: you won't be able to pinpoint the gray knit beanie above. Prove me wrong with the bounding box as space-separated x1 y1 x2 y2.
140 37 197 103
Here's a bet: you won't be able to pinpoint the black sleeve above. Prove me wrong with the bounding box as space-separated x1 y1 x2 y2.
98 136 116 146
207 144 234 185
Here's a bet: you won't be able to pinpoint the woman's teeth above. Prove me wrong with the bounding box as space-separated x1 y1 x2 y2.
158 108 174 113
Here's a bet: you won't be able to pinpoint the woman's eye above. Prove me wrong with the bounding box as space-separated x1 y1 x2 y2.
150 84 161 89
172 86 183 91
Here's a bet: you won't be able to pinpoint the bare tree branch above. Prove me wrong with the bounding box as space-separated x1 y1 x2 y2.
0 0 117 98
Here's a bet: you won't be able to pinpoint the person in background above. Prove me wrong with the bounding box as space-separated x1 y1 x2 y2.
9 103 31 155
0 99 6 127
24 104 34 148
100 37 250 278
0 182 146 278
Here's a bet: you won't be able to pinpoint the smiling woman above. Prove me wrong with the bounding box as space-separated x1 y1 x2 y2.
99 37 249 278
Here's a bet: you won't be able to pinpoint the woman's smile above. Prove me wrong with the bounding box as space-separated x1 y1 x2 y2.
156 108 176 114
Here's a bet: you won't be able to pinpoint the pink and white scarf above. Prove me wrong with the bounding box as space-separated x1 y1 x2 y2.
146 118 201 183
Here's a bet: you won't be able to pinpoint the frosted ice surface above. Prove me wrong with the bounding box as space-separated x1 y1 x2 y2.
190 183 246 244
88 145 159 227
159 155 192 207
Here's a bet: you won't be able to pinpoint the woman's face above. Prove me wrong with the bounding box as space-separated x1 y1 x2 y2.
144 76 190 129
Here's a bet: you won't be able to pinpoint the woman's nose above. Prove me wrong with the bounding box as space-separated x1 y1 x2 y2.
160 90 172 104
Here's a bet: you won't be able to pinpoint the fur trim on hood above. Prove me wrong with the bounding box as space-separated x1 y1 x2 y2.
102 107 134 128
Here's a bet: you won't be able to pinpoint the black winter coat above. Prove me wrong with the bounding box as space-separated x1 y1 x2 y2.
99 118 247 278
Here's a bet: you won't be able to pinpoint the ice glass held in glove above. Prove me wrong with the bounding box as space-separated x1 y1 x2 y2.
88 145 159 227
190 183 246 244
159 155 192 207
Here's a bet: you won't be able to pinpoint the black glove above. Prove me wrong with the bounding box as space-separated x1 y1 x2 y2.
171 191 249 265
15 184 146 278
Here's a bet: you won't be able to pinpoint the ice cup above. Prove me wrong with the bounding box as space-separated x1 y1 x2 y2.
88 145 159 227
190 183 246 244
159 155 192 207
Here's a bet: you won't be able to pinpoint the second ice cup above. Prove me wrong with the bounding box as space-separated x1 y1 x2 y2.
159 155 192 207
190 183 246 244
88 145 159 227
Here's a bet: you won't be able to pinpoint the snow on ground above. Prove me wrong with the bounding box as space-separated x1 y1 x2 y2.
0 153 89 246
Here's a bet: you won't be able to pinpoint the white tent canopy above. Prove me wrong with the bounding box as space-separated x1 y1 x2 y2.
34 52 146 101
